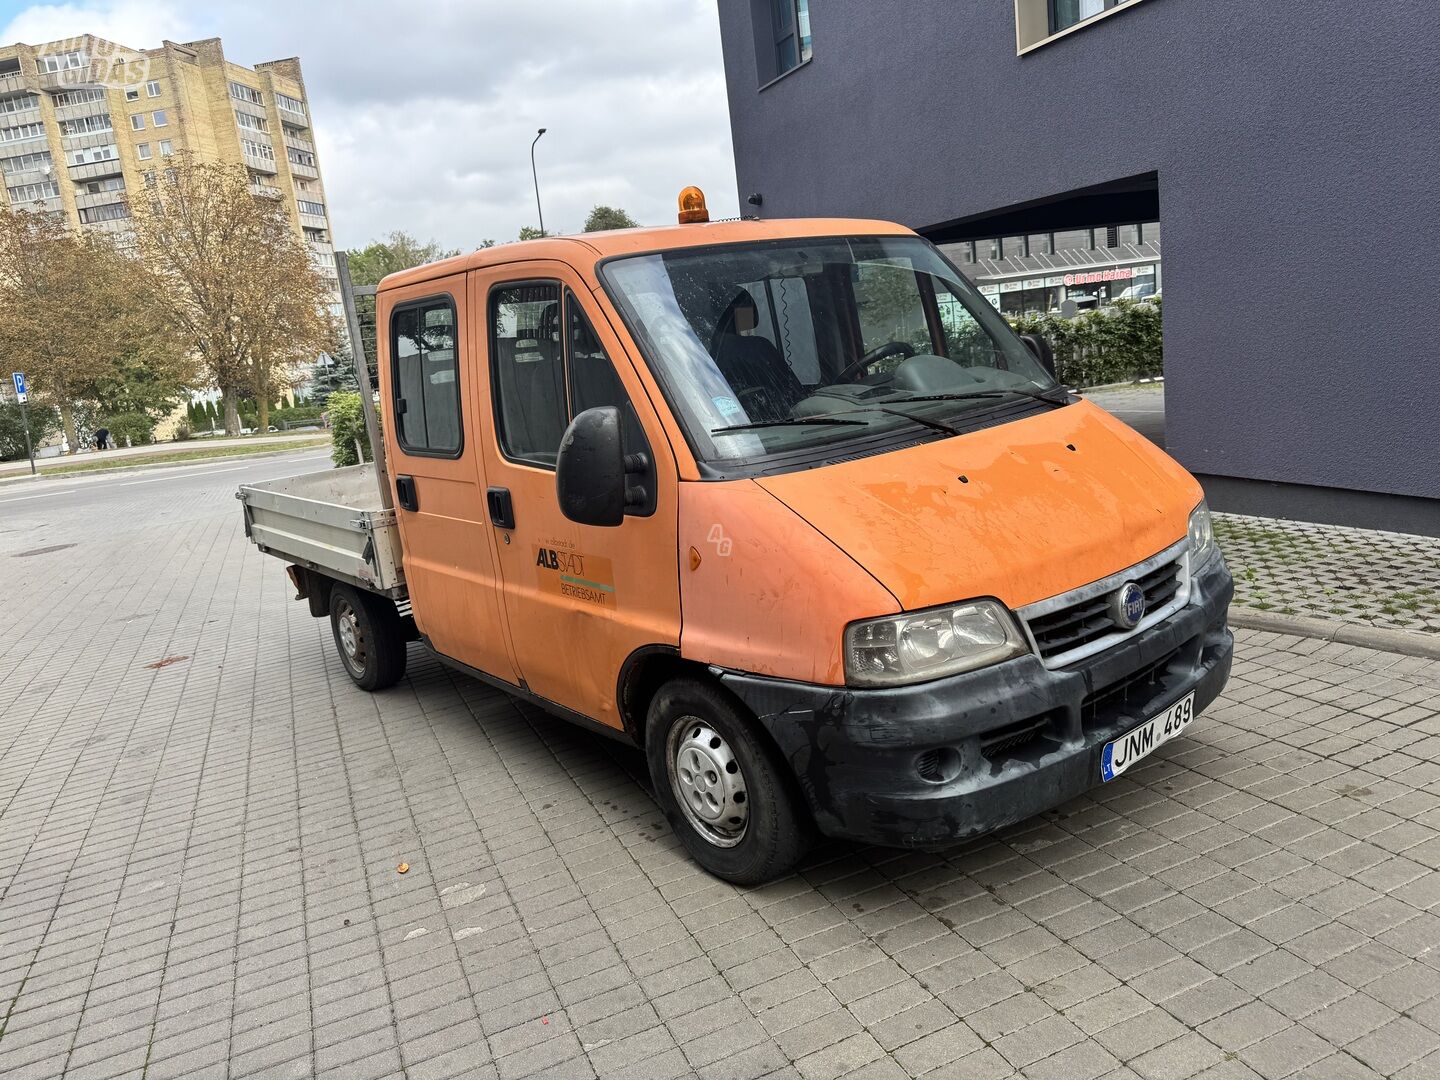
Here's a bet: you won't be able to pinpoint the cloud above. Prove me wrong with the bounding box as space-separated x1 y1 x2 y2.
1 0 739 248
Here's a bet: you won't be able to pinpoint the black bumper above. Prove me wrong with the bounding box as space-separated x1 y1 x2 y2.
719 556 1234 848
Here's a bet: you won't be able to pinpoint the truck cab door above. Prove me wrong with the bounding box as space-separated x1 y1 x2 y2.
378 275 519 684
471 264 680 730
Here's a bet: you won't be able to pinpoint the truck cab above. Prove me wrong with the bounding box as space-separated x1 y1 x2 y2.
251 192 1232 884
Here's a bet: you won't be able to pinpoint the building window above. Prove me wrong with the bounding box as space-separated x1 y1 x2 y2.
771 0 812 77
6 180 59 203
125 88 139 101
38 51 84 73
286 146 316 168
59 113 113 136
275 92 306 117
137 142 152 160
236 110 269 133
241 139 275 162
296 198 326 217
0 150 52 175
1050 0 1136 35
78 201 129 224
158 140 173 156
391 297 461 457
228 81 263 106
53 88 106 107
130 114 144 130
152 110 167 127
146 80 161 97
85 176 124 193
67 144 118 165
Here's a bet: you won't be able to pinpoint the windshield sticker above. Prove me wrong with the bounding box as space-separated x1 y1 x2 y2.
711 395 743 419
535 546 615 608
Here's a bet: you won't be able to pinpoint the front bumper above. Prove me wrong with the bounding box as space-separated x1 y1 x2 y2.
720 555 1234 848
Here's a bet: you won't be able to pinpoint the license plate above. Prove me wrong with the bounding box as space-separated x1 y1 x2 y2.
1100 692 1195 782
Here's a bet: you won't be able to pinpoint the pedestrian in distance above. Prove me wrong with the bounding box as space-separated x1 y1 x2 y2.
94 427 110 451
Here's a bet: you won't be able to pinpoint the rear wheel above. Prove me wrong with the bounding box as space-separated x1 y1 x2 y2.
646 678 814 885
329 584 407 691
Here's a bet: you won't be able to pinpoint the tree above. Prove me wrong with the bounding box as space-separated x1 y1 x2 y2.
476 239 497 249
129 155 338 435
346 231 461 287
583 206 639 232
0 208 191 451
518 226 549 241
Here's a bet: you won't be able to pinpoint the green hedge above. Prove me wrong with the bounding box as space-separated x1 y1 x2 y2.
328 391 377 467
1007 298 1162 388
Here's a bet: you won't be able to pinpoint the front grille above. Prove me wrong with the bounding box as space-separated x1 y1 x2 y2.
1019 541 1190 668
1081 645 1182 729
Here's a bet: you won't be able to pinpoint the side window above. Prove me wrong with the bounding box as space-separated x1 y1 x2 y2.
490 282 567 467
566 291 647 457
391 297 460 456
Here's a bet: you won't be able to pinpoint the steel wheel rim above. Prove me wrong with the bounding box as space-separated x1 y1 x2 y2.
666 716 748 848
335 599 366 676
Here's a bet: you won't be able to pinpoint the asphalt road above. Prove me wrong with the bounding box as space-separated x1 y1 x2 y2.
0 448 331 556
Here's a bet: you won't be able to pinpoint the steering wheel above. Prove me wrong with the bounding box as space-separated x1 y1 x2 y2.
837 340 916 383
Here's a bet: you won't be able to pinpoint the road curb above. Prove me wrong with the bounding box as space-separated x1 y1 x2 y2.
0 442 328 486
1229 608 1440 660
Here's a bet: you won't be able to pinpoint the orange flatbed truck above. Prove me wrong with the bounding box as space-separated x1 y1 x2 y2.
239 190 1233 884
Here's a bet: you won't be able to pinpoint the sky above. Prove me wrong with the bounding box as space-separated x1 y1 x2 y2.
0 0 740 250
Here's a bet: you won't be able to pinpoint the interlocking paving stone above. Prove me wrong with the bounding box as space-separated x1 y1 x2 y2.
3 463 1440 1078
1215 514 1440 633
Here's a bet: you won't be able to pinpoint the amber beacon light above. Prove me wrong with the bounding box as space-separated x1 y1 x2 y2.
677 186 710 224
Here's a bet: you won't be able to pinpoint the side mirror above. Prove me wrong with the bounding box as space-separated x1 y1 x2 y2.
557 406 627 527
1020 334 1056 378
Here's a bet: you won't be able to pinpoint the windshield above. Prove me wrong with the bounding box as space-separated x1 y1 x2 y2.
600 235 1061 467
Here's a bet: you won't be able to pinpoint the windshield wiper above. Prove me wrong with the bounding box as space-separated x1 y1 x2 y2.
891 387 1071 406
711 416 870 435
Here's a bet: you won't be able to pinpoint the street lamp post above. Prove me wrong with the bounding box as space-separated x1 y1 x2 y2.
530 127 547 237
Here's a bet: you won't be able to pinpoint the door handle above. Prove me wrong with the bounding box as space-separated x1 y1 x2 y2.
487 487 514 530
395 475 419 512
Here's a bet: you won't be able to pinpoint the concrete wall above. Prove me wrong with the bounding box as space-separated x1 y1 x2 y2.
717 0 1440 504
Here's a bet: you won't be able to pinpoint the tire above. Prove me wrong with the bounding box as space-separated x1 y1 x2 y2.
646 677 814 885
329 584 407 691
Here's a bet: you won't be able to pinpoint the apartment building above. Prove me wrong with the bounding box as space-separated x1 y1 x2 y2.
718 0 1438 534
0 34 338 299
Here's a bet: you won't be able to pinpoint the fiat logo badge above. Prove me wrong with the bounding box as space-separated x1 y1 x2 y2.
1110 582 1146 629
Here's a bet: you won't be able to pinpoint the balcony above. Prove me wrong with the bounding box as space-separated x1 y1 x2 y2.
283 132 314 153
1 162 55 187
287 159 318 180
298 211 328 230
68 159 123 182
249 182 283 200
52 99 109 123
74 187 125 210
0 72 30 95
81 216 132 235
243 151 277 176
1 100 42 126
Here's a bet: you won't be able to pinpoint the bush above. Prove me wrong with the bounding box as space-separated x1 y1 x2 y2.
102 411 157 447
328 391 378 467
0 402 59 461
1008 298 1162 388
173 423 191 442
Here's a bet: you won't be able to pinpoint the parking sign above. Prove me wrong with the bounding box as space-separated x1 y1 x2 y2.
11 372 25 403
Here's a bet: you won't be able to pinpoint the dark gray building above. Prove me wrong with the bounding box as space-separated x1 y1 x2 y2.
717 0 1439 534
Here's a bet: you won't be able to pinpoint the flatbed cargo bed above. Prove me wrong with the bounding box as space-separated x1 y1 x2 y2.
237 463 405 598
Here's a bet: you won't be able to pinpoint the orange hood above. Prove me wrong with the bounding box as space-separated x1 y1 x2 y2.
756 400 1202 613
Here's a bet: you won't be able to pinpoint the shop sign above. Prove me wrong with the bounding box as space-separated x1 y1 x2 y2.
1000 280 1023 292
1064 267 1134 286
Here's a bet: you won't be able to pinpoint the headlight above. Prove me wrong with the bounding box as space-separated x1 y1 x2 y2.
844 600 1029 688
1188 500 1216 566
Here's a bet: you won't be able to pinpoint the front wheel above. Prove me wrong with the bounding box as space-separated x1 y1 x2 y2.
646 678 814 885
329 584 407 691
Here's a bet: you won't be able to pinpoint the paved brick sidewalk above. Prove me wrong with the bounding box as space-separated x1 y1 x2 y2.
1216 515 1440 635
3 467 1440 1079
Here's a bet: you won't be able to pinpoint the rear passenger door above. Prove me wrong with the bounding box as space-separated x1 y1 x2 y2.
380 278 518 683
